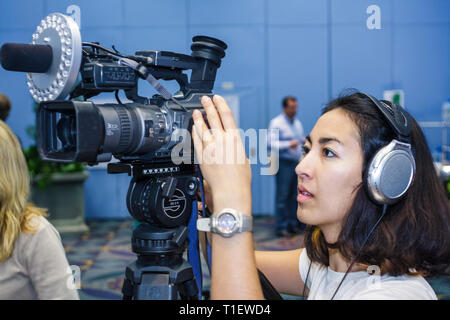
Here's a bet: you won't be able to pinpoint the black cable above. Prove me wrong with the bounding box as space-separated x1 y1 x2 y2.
83 42 150 65
115 90 123 105
111 45 121 54
170 97 188 112
205 206 213 218
82 42 127 58
302 260 312 299
330 204 388 300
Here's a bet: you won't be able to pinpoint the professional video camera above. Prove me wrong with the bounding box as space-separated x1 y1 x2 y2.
0 12 227 300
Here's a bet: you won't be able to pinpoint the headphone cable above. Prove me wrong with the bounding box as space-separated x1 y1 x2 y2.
302 259 312 299
330 204 388 300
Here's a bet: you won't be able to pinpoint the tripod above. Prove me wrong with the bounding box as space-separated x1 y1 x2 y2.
121 223 198 300
108 162 200 300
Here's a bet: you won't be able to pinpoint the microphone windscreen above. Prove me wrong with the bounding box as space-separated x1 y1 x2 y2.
0 43 53 73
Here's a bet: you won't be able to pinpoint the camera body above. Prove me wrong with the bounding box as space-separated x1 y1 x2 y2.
1 12 227 229
34 34 227 227
38 36 227 166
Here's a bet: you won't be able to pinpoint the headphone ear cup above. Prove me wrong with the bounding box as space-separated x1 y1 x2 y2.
366 142 416 205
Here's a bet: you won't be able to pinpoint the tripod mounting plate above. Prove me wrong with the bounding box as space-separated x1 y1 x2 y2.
132 223 189 255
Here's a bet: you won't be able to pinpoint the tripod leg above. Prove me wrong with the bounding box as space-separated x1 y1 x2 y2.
178 278 199 300
122 271 178 300
122 278 133 300
134 273 178 300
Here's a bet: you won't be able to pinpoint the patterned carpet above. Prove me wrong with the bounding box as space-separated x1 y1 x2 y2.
60 216 449 300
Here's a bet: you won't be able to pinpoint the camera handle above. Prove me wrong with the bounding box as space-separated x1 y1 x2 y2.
119 58 188 111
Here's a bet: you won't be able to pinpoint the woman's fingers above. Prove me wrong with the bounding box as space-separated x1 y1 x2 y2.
213 95 237 130
193 109 213 143
201 95 224 131
192 125 203 161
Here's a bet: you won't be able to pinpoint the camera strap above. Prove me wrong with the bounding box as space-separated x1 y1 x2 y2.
197 168 212 270
187 200 203 299
119 58 187 111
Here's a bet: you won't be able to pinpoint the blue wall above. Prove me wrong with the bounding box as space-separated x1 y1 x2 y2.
0 0 449 217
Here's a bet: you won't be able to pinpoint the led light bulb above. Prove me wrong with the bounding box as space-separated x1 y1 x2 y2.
28 13 81 103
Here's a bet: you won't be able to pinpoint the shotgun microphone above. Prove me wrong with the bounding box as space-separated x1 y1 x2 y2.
0 43 53 73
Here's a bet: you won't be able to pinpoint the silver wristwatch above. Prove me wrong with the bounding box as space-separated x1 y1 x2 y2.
197 208 253 238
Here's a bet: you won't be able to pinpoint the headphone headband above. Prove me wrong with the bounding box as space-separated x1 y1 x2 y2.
361 93 412 143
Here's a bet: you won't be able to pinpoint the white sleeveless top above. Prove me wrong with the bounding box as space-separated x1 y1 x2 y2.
299 248 437 300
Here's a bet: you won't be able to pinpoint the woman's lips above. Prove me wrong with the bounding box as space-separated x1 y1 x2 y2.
297 185 313 203
297 192 313 203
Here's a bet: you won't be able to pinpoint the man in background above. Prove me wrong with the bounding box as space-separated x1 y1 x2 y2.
0 94 11 121
268 96 305 237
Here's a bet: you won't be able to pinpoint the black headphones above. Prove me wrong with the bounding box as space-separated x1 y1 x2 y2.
361 93 416 205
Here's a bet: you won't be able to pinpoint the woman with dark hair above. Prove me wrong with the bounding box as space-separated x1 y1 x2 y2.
192 92 449 300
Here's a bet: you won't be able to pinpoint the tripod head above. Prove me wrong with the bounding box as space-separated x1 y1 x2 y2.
107 161 200 300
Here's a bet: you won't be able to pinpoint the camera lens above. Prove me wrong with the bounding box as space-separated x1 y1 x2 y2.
97 104 171 157
56 114 76 149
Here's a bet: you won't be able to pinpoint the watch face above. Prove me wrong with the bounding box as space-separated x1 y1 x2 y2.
217 212 238 235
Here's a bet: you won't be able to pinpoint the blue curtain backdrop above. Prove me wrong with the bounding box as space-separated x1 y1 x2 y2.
0 0 448 217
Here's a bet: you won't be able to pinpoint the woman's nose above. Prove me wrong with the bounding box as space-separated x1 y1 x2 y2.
295 153 313 180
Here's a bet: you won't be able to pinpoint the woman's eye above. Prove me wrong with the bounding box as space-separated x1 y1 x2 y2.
323 148 336 158
302 146 310 154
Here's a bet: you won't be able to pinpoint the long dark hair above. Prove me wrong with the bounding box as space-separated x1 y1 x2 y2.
304 90 450 277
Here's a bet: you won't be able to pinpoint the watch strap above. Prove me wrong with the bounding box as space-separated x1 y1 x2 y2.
239 214 253 232
197 217 211 232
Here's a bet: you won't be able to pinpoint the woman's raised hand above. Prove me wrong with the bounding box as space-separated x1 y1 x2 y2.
192 95 252 215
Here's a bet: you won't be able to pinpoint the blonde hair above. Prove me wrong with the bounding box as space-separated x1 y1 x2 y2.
0 120 46 263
